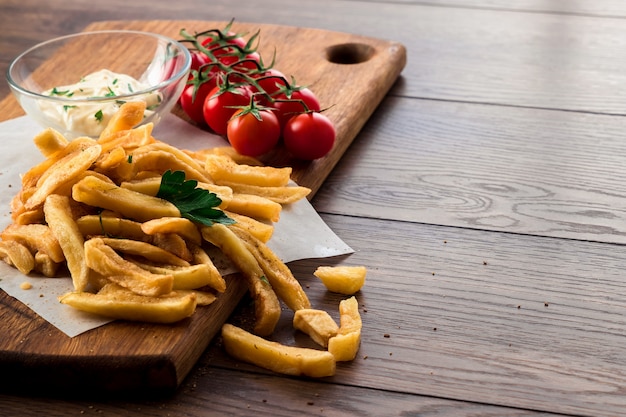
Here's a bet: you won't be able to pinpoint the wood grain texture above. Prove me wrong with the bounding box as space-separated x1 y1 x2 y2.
0 367 563 417
5 0 626 115
275 214 626 416
0 19 405 393
313 96 626 244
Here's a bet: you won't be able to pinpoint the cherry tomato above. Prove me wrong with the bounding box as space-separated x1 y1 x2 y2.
227 109 281 157
190 51 211 73
252 68 288 99
180 79 215 125
273 87 321 128
283 112 335 160
203 85 251 135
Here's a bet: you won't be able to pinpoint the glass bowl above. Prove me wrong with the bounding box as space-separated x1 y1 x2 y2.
6 30 191 138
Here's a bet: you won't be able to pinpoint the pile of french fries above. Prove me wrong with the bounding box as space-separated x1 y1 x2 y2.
0 102 363 377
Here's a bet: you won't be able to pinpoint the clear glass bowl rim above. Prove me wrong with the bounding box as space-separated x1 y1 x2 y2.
6 29 192 103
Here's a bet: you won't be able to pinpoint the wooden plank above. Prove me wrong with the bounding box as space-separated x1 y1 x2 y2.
5 1 626 115
0 366 565 417
256 213 626 417
0 19 405 393
313 96 626 244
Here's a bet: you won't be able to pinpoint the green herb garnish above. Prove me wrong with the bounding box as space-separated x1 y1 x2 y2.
63 105 77 112
104 87 116 97
94 110 104 122
156 170 234 227
50 87 70 96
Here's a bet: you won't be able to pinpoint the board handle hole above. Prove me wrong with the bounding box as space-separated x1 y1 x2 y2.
326 43 375 64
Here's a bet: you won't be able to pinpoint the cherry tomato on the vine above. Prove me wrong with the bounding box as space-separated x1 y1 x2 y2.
180 79 215 125
283 112 335 160
273 87 321 128
203 85 251 135
227 108 281 157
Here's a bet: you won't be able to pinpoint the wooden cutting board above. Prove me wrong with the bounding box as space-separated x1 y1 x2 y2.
0 20 406 394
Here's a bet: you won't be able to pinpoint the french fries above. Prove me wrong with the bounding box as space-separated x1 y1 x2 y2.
221 323 336 378
0 102 365 377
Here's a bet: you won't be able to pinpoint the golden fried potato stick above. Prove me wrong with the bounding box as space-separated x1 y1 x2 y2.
120 177 233 207
33 127 69 157
0 240 35 275
230 226 310 312
1 223 64 263
99 237 190 267
72 175 180 222
293 309 339 348
76 215 148 241
98 101 146 139
205 154 292 187
201 224 280 336
141 217 202 245
128 149 213 184
226 193 282 222
34 251 60 277
59 283 197 323
151 233 194 262
83 237 173 297
225 211 274 243
24 143 102 210
328 296 362 361
218 181 311 204
129 260 225 292
43 194 89 291
221 323 336 378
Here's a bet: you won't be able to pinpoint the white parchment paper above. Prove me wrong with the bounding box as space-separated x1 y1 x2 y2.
0 114 353 337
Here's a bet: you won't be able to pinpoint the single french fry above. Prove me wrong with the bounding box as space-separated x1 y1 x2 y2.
314 266 367 295
72 175 180 222
0 240 35 275
293 309 339 348
59 284 197 323
141 217 202 245
201 223 280 336
34 251 61 277
218 181 311 204
205 154 292 187
98 101 146 139
226 193 282 222
83 237 173 297
33 127 69 157
43 194 89 291
230 226 310 312
226 211 274 243
151 233 194 262
221 323 336 378
76 215 148 241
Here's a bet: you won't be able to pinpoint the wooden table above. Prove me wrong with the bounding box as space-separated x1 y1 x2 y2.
2 1 626 416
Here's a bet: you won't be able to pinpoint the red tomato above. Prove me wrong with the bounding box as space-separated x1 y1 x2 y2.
203 85 251 135
179 79 216 125
190 51 211 73
253 68 288 98
283 112 335 160
273 87 321 128
227 109 281 157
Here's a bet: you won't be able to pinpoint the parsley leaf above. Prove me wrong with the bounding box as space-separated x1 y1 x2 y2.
94 110 103 122
156 170 234 227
